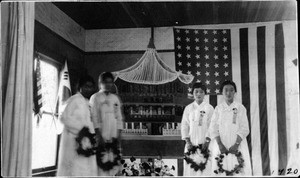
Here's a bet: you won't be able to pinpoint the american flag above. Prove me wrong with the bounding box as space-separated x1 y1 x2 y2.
33 56 43 122
173 23 298 176
174 28 232 95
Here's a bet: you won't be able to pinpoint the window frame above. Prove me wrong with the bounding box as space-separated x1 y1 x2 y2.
32 52 63 176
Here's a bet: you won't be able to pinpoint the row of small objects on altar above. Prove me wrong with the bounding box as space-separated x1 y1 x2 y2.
121 156 177 176
123 105 185 118
162 122 181 136
121 122 181 136
122 128 148 135
120 94 175 103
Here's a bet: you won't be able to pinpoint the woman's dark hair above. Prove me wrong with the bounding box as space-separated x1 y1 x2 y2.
77 75 95 91
220 80 237 92
192 82 207 94
98 72 114 83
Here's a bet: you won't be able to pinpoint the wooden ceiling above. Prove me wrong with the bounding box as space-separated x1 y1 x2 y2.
53 1 296 29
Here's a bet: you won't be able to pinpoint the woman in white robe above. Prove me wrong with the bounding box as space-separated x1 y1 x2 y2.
57 75 97 176
181 82 214 176
210 80 252 176
90 72 124 176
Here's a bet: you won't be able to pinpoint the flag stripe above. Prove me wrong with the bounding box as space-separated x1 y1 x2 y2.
217 95 223 105
282 21 299 174
204 95 210 104
33 58 43 115
275 23 287 172
257 26 271 175
265 24 279 175
239 28 252 162
230 28 242 103
248 26 263 175
209 95 218 108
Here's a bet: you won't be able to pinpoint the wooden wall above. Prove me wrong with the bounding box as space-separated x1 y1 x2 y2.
35 2 85 51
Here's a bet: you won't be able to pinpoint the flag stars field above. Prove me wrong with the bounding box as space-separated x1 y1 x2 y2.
174 28 232 95
214 71 219 77
206 88 210 94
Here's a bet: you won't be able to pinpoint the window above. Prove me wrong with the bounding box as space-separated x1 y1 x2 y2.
32 54 61 173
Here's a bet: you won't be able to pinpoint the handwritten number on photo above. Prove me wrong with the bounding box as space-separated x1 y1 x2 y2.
278 168 298 175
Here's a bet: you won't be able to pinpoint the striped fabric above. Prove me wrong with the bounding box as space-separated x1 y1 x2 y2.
175 23 290 176
33 57 43 117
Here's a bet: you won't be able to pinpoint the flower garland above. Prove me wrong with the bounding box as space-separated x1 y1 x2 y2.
184 144 210 172
75 127 96 157
214 151 244 176
121 156 175 176
96 138 122 171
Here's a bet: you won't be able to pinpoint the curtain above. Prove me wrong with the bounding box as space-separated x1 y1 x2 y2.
2 2 35 176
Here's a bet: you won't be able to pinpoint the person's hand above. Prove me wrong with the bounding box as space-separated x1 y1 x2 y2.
81 137 92 149
95 129 104 146
218 141 228 154
203 141 210 151
117 129 122 147
229 143 239 154
202 137 211 151
95 135 104 146
185 138 193 150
